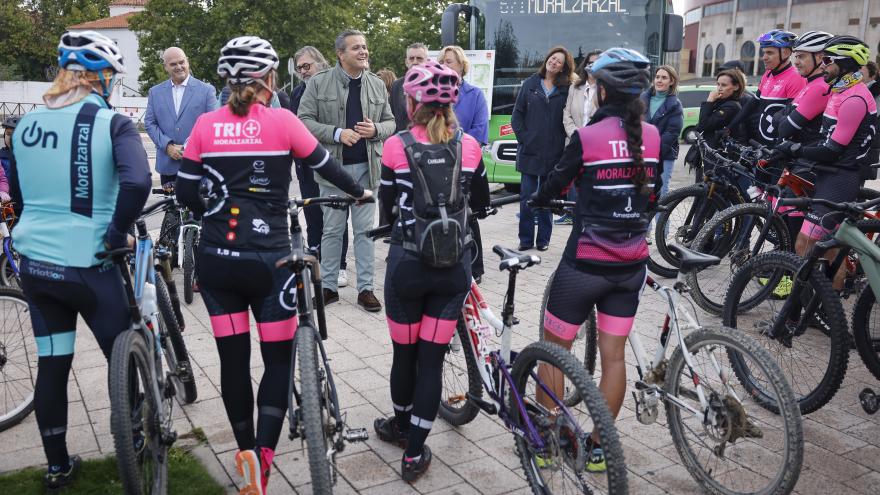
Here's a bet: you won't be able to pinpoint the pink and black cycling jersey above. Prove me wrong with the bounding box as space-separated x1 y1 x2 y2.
778 74 830 145
379 127 482 243
537 114 661 272
754 64 805 144
814 83 878 173
178 104 362 250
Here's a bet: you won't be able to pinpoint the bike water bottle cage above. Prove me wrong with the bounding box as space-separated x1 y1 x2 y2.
399 129 471 268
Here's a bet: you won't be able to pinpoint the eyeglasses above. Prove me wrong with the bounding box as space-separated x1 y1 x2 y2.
295 62 311 73
821 56 841 66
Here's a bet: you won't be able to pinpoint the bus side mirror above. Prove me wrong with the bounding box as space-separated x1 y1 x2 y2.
663 14 684 52
441 3 473 47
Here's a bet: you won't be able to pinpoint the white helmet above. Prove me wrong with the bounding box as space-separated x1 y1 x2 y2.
794 31 834 53
217 36 279 84
58 30 126 73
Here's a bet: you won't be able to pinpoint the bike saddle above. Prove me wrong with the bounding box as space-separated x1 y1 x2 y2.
493 245 540 271
667 244 720 273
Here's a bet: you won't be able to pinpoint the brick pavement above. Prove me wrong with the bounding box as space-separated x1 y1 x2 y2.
1 157 879 494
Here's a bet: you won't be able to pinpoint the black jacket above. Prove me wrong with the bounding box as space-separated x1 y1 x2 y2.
511 74 569 176
289 83 306 114
696 98 741 148
390 77 409 133
641 91 683 161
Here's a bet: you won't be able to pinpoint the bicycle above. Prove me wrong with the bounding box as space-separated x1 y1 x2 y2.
371 194 628 495
0 286 37 432
105 199 198 494
276 196 370 493
0 202 20 288
723 195 880 414
535 201 803 494
153 188 201 305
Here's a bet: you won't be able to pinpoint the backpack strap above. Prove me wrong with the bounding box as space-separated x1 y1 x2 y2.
400 130 437 208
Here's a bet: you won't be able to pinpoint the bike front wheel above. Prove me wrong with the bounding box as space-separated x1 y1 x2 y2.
155 275 197 404
182 228 197 305
509 341 627 495
295 325 334 492
665 326 803 495
0 287 36 432
109 329 168 495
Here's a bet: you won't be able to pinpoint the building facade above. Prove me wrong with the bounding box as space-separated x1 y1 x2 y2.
679 0 880 81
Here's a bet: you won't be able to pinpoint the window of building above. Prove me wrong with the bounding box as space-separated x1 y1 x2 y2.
740 41 756 76
738 0 787 10
715 43 726 70
704 1 734 17
703 44 714 77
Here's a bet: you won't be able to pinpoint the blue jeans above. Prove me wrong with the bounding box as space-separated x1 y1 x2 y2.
659 159 675 198
519 173 552 247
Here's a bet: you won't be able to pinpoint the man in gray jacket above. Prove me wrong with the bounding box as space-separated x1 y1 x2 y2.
298 29 395 312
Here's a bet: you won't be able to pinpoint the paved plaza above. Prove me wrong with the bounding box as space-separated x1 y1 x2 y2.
1 153 879 494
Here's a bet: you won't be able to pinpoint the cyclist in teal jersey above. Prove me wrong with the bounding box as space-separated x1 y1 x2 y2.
9 31 151 489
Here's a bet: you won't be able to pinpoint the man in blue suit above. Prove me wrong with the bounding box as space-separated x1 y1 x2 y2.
145 47 218 188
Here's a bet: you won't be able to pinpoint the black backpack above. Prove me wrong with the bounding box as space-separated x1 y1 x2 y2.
399 130 470 268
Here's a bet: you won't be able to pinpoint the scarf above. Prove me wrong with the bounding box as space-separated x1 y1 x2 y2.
832 71 863 93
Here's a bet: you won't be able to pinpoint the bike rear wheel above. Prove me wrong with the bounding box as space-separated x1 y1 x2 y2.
510 341 626 494
851 288 880 381
0 247 20 289
295 325 334 492
155 275 196 404
439 317 482 426
538 268 598 407
182 228 197 305
722 251 849 414
0 287 36 432
665 326 803 495
109 329 168 495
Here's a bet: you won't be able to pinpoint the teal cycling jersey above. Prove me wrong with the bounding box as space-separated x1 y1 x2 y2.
11 93 151 267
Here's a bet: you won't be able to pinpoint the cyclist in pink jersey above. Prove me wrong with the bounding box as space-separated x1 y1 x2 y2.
531 47 661 473
778 36 877 288
372 62 482 482
727 30 805 145
176 36 369 495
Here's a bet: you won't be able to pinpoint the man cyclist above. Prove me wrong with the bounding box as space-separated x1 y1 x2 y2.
779 36 877 288
727 30 805 145
9 31 151 489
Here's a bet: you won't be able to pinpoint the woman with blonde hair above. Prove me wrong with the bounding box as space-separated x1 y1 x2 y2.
640 64 683 199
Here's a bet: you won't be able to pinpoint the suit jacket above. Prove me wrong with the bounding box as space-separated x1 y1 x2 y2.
144 76 218 175
390 77 409 133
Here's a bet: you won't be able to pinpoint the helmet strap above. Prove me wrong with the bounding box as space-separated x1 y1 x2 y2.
97 71 116 100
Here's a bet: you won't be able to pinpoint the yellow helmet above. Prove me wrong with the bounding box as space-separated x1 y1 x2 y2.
823 35 870 67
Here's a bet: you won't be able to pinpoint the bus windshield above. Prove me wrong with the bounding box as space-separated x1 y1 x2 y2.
469 0 665 114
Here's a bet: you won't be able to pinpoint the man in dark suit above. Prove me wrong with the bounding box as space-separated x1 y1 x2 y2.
144 47 218 188
389 43 428 132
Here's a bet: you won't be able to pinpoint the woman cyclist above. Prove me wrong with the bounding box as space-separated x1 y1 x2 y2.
9 31 151 489
531 47 661 473
176 36 370 495
372 61 482 482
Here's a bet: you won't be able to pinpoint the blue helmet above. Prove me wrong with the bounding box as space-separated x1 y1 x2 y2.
758 30 797 49
57 31 125 73
588 47 650 94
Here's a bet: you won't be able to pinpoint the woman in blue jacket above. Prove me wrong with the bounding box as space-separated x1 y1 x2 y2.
511 46 574 251
640 65 683 198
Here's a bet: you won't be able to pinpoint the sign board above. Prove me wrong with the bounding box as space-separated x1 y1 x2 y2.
428 50 495 116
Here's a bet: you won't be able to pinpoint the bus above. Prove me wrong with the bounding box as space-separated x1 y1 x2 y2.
441 1 683 189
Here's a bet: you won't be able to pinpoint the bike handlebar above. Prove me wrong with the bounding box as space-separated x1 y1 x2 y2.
291 195 375 209
777 196 880 217
490 194 521 207
367 224 392 240
140 197 174 217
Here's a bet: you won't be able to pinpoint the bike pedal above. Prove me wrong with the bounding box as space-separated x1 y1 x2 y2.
467 392 498 414
343 428 369 442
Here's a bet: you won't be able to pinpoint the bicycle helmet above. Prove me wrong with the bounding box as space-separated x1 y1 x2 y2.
758 30 797 49
57 31 125 73
1 116 20 129
217 36 279 84
793 31 833 53
588 47 650 94
402 61 460 105
823 35 871 67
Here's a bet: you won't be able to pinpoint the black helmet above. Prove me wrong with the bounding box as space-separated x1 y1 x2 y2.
589 47 651 94
2 116 20 129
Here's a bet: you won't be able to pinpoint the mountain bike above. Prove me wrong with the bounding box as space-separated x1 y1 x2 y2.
372 194 628 495
153 188 200 305
277 196 370 493
0 286 36 432
105 199 198 494
535 200 803 494
0 202 20 288
722 195 880 414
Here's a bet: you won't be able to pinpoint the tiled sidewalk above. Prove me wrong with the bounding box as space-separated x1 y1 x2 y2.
1 163 879 494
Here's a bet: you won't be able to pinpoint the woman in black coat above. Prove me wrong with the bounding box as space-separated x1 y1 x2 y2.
640 65 683 198
697 69 744 148
511 46 574 251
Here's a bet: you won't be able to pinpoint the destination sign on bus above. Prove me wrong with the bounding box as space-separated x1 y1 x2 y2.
499 0 627 14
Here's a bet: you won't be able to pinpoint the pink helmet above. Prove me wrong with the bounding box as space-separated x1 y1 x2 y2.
402 61 460 115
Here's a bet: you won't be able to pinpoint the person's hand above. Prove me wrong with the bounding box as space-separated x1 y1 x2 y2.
777 141 802 158
707 90 720 103
353 189 373 205
529 191 550 208
166 143 183 160
354 117 376 139
0 192 11 203
339 129 361 147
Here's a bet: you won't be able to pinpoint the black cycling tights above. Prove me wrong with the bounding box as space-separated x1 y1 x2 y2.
216 333 292 452
390 340 448 459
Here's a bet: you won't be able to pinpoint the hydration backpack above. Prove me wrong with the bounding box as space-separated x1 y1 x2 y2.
399 130 470 268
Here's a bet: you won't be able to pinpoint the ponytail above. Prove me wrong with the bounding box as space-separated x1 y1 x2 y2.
621 96 650 195
227 83 259 117
411 103 458 144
